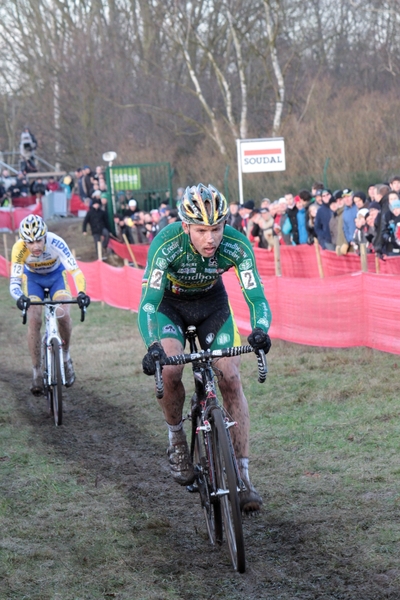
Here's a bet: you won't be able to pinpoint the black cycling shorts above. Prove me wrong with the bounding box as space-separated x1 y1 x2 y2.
157 279 241 350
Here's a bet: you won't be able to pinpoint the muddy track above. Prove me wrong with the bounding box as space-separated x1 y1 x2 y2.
2 358 397 600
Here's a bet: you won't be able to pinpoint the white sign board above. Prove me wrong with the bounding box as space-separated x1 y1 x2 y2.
238 137 285 173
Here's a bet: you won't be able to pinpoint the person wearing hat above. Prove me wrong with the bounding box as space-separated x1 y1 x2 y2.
328 194 347 254
82 196 110 255
90 189 102 206
351 207 371 254
237 200 254 236
125 198 138 218
353 191 367 210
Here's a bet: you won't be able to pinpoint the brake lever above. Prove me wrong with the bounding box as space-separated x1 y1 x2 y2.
155 359 164 399
257 349 268 383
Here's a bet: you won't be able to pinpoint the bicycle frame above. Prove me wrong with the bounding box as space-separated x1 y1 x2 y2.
21 292 86 386
41 301 66 387
185 327 245 496
154 326 268 572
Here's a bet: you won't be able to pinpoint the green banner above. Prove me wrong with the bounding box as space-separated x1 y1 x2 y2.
111 167 141 190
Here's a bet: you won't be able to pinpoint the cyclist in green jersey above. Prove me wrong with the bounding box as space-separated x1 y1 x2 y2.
139 183 272 513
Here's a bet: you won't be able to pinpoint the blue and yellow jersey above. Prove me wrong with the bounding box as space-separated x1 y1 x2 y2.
9 232 86 300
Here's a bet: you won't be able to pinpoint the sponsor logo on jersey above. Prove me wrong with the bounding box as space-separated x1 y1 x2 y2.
142 303 156 313
240 269 257 289
162 324 177 335
208 257 218 267
51 237 72 258
15 247 27 263
217 332 230 345
222 240 248 261
156 257 168 270
239 258 252 271
205 333 215 345
161 240 180 257
257 317 270 328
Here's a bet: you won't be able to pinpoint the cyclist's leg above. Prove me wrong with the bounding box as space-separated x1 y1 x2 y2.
50 269 74 386
158 312 195 485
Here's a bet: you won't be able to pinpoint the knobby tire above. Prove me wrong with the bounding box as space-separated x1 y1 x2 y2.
211 407 245 573
50 339 63 426
192 413 222 545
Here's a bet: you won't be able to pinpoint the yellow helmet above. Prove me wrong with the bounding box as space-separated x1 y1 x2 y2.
19 214 47 242
178 183 228 226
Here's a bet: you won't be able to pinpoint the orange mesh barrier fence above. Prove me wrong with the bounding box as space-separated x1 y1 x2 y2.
108 238 149 267
62 260 400 355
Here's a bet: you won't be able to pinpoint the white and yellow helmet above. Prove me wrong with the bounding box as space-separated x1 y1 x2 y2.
19 214 48 242
178 183 228 226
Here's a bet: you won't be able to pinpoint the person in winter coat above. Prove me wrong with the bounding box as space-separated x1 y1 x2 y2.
342 190 358 248
314 189 334 249
380 195 400 256
351 208 373 254
82 197 110 253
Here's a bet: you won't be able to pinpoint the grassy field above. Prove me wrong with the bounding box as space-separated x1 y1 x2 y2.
1 272 400 599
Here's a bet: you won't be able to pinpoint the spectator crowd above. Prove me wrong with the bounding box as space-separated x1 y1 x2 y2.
3 155 400 262
228 177 400 260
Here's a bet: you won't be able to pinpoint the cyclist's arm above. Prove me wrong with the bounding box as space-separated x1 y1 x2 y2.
49 233 86 293
220 229 272 333
138 228 183 347
9 240 29 300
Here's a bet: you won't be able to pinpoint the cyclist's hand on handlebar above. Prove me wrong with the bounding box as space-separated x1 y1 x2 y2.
248 327 271 355
16 295 31 311
77 292 91 309
142 341 167 375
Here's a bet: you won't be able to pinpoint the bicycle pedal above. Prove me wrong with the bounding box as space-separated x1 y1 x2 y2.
186 482 199 493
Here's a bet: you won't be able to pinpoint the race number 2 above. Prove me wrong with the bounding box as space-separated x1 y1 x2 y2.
150 269 163 289
240 269 256 289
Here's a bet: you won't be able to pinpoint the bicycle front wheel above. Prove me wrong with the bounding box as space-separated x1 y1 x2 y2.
211 407 245 573
193 413 222 545
50 339 63 426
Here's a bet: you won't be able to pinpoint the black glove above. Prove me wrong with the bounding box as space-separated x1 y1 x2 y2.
142 342 168 376
77 292 91 309
248 327 271 355
16 294 31 311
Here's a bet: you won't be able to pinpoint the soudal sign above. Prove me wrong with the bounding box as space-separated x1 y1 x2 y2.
238 138 286 173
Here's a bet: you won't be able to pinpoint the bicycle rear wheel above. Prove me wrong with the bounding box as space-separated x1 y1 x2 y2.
211 407 245 573
49 338 63 426
193 414 222 545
